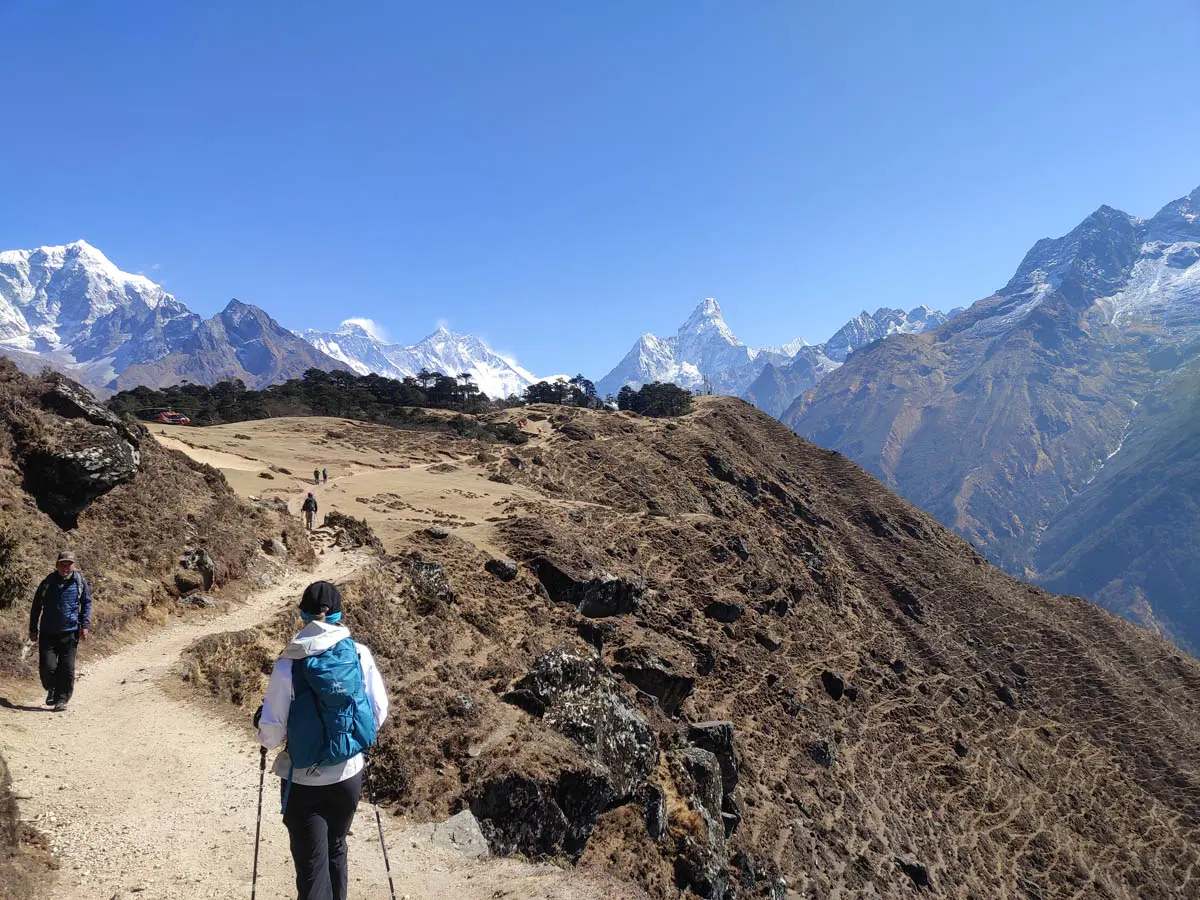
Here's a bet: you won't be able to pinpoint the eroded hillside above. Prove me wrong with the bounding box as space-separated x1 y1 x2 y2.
184 397 1200 899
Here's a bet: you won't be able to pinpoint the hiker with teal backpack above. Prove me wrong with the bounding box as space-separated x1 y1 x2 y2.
256 581 388 900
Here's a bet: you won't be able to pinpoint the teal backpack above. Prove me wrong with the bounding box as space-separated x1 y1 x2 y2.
282 637 376 810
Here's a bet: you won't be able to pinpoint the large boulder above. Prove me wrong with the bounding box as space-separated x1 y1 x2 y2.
40 374 141 447
504 645 658 800
669 747 731 900
469 765 616 860
532 559 643 618
15 374 143 528
179 548 216 591
611 641 696 717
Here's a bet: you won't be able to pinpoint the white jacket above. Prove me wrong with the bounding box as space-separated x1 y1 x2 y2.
257 620 389 786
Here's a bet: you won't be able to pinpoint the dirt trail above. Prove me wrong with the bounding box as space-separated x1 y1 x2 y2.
0 546 624 900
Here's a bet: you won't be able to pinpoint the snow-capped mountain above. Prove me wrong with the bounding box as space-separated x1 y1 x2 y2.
738 305 949 417
301 321 538 399
788 183 1200 650
596 298 806 398
0 241 343 392
822 305 950 361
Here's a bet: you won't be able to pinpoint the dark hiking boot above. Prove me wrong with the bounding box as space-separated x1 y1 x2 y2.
45 690 55 706
52 700 67 712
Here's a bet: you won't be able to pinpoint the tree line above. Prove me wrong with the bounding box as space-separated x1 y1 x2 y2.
107 368 694 428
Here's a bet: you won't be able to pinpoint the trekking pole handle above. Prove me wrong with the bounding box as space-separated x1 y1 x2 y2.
259 746 267 769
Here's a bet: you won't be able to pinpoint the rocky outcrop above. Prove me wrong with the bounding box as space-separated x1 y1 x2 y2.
15 374 143 528
504 646 658 799
611 643 696 717
476 645 659 861
532 559 643 618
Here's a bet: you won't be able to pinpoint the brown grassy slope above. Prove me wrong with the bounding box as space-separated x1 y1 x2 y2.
191 398 1200 899
0 361 313 894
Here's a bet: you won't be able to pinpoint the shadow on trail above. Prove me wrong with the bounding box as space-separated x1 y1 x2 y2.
0 696 52 713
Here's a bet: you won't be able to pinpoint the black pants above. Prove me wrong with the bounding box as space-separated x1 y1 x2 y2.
38 631 78 703
281 770 363 900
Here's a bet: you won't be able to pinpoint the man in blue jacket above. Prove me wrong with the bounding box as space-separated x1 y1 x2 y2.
29 551 92 712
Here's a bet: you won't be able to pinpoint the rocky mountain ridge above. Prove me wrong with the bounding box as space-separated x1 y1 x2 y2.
789 184 1200 651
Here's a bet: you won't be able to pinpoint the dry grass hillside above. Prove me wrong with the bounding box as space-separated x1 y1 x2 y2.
0 360 312 897
176 398 1200 900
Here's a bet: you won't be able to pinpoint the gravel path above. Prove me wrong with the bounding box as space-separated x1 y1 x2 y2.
1 546 629 900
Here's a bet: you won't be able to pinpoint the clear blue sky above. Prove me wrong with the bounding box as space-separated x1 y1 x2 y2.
4 1 1199 378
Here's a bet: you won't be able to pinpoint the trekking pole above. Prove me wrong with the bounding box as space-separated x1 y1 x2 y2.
364 753 398 900
251 746 267 900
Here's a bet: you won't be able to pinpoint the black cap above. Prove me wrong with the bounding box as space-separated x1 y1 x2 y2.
300 581 343 616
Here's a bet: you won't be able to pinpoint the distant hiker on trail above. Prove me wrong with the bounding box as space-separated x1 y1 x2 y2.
257 581 388 900
314 468 321 485
322 467 328 484
29 551 91 712
302 492 318 531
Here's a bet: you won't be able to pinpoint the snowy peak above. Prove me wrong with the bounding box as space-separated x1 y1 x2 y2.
598 297 808 398
300 320 539 399
0 239 182 357
822 306 949 362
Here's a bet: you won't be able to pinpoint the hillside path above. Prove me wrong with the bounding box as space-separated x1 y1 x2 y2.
0 546 621 900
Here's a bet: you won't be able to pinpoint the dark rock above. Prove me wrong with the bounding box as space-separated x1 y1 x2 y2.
646 499 668 516
641 783 667 841
612 646 695 716
721 791 743 837
174 570 206 596
448 692 478 717
258 471 274 479
780 691 810 717
686 721 739 793
21 417 142 530
1011 661 1029 678
575 619 617 652
954 737 969 758
179 548 216 590
680 747 724 816
709 544 732 563
262 538 288 558
503 646 657 799
326 511 383 551
730 536 750 561
425 526 450 539
820 669 846 701
895 855 932 889
891 583 925 622
890 659 907 674
995 684 1017 707
484 557 518 582
251 497 289 513
532 559 642 618
469 767 615 859
755 630 782 652
811 735 837 768
406 555 455 609
41 374 140 447
732 852 786 899
559 423 594 441
704 452 740 485
703 600 744 623
176 593 215 608
669 747 730 900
